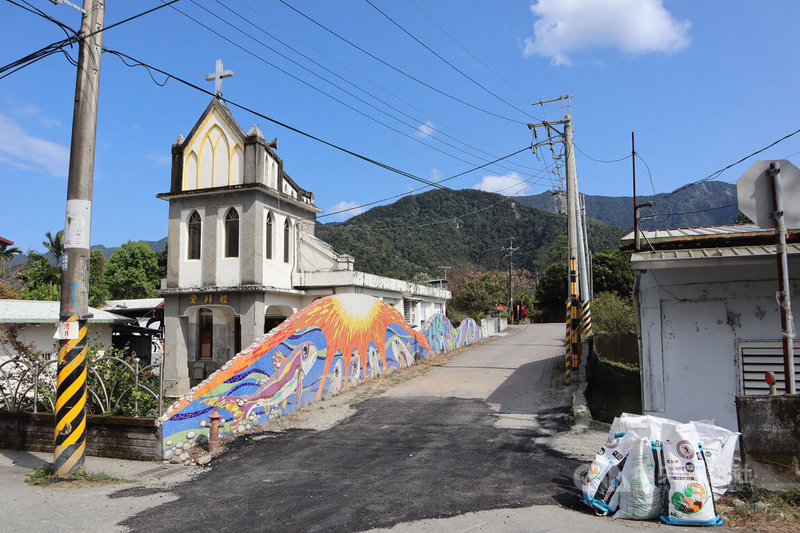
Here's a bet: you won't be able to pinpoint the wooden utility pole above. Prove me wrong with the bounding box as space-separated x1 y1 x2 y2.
55 0 105 475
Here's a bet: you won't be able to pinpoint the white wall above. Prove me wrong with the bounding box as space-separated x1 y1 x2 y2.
638 259 800 432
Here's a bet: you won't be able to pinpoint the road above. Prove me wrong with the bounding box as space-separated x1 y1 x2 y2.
117 324 657 532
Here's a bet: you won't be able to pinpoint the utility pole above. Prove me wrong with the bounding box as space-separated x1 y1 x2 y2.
502 239 519 323
55 0 105 476
632 132 654 252
438 265 451 281
529 96 591 381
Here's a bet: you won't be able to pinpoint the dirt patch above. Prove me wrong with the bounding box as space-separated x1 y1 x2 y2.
717 490 800 532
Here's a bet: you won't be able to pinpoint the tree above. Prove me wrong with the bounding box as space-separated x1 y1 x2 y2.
16 251 60 301
591 250 634 300
0 282 19 299
42 230 64 259
0 243 21 277
88 248 107 307
536 261 567 309
105 241 159 299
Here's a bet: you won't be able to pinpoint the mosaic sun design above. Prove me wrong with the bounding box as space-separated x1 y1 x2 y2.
159 294 434 457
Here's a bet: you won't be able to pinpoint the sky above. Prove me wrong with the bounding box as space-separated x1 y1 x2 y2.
2 0 800 253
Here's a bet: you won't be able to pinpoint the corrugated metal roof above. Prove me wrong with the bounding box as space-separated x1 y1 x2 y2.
631 243 800 269
0 300 133 324
101 298 164 311
621 222 800 249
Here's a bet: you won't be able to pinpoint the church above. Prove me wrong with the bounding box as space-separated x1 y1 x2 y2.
157 93 450 396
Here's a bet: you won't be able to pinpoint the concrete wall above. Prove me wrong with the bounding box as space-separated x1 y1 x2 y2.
160 294 433 460
480 317 508 337
0 412 160 461
736 394 800 490
637 259 800 432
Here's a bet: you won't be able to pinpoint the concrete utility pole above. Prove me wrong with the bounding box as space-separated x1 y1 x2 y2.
55 0 105 476
502 240 519 322
529 99 592 380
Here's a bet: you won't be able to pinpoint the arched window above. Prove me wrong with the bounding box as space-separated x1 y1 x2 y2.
283 219 290 263
188 211 201 260
225 208 239 258
265 212 273 260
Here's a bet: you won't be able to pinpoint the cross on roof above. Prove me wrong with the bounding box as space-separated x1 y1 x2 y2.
205 59 233 97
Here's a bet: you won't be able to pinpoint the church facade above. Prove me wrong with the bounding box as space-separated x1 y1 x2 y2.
158 98 450 395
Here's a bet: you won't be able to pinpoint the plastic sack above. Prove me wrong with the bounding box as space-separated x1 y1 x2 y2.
659 423 723 526
615 437 664 520
582 432 633 515
692 421 740 500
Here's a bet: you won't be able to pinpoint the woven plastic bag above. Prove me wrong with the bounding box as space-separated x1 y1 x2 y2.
582 432 634 515
660 423 722 526
615 437 664 520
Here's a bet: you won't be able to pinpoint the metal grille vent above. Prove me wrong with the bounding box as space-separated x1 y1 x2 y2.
740 342 800 395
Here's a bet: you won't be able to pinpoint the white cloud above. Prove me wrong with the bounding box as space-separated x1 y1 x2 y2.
328 200 366 221
472 172 530 195
16 103 62 128
430 168 441 180
415 120 435 138
522 0 690 65
0 113 69 177
144 153 171 167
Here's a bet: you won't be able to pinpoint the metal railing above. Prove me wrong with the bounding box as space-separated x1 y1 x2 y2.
0 354 163 417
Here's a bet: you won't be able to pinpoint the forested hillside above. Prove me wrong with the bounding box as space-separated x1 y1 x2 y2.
316 188 624 280
515 180 738 231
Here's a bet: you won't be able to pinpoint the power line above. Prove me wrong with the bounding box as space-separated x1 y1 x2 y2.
321 144 556 219
167 0 529 176
0 0 183 79
102 47 516 194
406 0 532 100
234 0 541 171
277 0 527 125
662 127 800 200
574 143 631 163
363 0 537 121
193 0 536 176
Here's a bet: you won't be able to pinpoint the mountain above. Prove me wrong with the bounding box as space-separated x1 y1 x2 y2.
316 188 625 280
514 181 738 231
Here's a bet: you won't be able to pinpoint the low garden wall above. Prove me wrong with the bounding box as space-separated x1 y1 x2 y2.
593 332 638 365
0 411 161 461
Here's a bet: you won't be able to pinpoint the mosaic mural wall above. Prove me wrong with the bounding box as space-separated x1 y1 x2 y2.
422 313 484 354
159 294 432 459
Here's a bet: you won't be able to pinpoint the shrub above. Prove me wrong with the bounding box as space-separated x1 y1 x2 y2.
591 291 637 333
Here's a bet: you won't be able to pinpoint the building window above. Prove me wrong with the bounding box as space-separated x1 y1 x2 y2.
225 208 239 258
283 219 290 263
188 211 201 260
265 212 273 260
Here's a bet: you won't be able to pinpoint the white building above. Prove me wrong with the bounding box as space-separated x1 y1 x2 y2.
0 300 131 357
627 223 800 432
158 98 450 395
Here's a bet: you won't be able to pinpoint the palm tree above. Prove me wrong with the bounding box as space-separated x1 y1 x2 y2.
43 230 64 259
0 244 21 277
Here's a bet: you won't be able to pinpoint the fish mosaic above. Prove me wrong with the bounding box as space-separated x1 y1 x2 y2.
422 313 484 354
159 294 433 459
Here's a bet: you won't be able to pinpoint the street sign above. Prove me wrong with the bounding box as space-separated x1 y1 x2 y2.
737 160 800 228
54 320 79 340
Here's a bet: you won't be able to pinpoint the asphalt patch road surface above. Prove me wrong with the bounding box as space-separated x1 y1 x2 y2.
120 397 582 532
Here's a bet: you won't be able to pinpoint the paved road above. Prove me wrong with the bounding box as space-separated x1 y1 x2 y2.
119 324 630 532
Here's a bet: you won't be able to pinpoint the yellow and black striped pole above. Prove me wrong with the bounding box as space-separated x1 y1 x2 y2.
581 299 593 338
569 258 581 372
54 317 88 475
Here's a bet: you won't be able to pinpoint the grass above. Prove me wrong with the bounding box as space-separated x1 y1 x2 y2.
719 486 800 531
596 356 639 371
25 463 133 487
